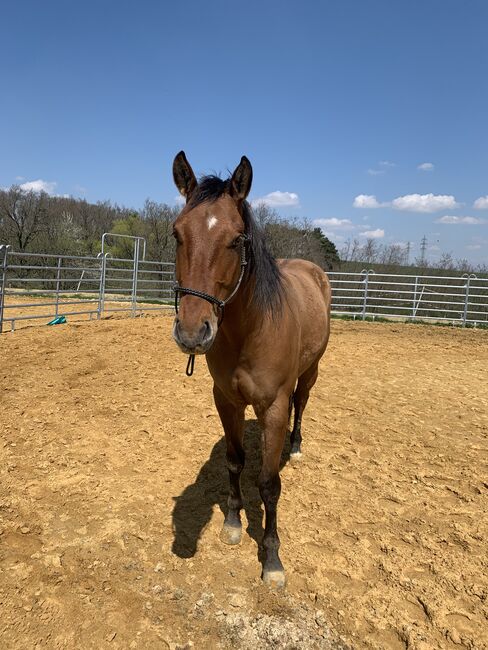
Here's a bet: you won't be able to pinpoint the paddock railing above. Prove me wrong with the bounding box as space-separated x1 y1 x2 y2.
327 269 488 325
0 245 174 333
1 244 487 333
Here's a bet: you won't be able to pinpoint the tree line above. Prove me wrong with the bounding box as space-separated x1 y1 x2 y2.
0 186 340 270
340 237 487 276
0 185 485 276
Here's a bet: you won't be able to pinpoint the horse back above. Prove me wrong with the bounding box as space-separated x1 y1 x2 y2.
278 258 331 311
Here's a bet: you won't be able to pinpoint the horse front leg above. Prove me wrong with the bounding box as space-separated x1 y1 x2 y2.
257 392 289 588
213 384 245 545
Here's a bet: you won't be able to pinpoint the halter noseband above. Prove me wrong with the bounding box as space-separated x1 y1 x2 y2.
172 234 249 375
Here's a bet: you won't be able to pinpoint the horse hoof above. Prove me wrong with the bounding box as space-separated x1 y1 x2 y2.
290 451 303 464
263 569 286 589
220 524 242 545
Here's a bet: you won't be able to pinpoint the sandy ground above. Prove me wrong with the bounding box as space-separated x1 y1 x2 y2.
1 294 170 331
0 315 487 649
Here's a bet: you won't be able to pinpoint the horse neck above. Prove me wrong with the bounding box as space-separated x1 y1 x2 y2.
219 276 262 343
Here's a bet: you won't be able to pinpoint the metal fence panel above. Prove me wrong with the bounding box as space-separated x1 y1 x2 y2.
0 245 175 332
328 270 488 324
1 245 487 333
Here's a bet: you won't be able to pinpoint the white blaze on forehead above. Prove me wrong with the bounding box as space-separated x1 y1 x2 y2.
207 215 218 230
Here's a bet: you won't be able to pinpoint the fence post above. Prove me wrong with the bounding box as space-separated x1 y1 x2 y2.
0 245 11 334
412 276 418 319
131 239 140 317
361 269 374 320
55 256 62 317
462 274 476 326
97 253 109 319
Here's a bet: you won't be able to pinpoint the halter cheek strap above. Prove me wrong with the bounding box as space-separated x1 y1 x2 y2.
172 235 248 374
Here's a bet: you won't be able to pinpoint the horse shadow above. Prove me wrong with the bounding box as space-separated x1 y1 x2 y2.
171 419 291 565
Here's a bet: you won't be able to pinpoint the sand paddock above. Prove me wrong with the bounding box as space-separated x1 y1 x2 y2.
0 316 487 649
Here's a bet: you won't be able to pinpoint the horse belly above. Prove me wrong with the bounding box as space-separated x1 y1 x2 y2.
279 260 331 377
297 307 329 376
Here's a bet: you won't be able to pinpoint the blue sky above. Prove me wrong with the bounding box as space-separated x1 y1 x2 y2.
1 0 487 264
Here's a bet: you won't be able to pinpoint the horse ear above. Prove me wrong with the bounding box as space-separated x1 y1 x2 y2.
173 151 197 201
230 156 253 201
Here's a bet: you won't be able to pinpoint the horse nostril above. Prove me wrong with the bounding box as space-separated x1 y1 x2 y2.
202 320 212 342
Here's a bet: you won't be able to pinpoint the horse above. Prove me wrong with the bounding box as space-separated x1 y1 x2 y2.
171 151 331 588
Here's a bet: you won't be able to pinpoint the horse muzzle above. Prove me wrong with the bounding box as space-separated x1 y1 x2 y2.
172 317 215 355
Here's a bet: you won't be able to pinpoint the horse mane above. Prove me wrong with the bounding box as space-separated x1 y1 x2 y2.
187 175 283 315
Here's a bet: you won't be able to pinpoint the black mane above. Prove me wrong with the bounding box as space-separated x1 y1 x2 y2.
188 175 283 315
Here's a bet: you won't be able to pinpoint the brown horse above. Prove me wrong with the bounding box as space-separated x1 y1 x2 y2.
171 151 331 588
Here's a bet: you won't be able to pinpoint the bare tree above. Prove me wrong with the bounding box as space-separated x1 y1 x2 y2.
361 238 379 265
0 186 48 251
437 252 455 270
140 200 178 262
340 238 362 262
252 202 279 230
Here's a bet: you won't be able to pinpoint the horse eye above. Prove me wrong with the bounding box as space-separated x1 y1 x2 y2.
229 236 243 249
173 230 182 245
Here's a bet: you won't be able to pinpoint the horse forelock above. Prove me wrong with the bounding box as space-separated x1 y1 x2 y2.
185 175 283 317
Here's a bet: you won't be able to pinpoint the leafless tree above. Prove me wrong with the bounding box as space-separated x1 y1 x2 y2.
140 200 178 262
0 186 48 251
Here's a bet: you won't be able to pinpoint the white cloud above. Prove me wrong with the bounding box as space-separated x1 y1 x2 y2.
353 194 384 209
354 192 459 212
15 175 25 181
473 195 488 209
467 244 482 250
174 194 185 206
436 215 486 225
19 179 57 194
367 160 395 176
391 193 458 213
367 168 385 176
417 162 434 171
251 191 299 208
313 218 354 230
360 228 385 239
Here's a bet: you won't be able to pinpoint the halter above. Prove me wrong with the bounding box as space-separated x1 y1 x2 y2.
173 234 249 375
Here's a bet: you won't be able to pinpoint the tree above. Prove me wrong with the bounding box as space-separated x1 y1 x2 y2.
252 202 279 230
0 186 48 251
140 199 178 262
108 213 145 259
311 228 340 269
438 252 455 270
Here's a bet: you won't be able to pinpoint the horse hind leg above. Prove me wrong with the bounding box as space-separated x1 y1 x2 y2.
290 362 319 462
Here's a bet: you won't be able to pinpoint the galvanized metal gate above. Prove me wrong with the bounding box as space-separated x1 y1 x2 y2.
0 236 175 333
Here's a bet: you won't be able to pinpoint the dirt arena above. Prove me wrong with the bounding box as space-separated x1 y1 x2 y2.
1 315 487 649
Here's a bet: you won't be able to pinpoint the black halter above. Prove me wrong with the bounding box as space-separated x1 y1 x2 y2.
173 235 248 375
